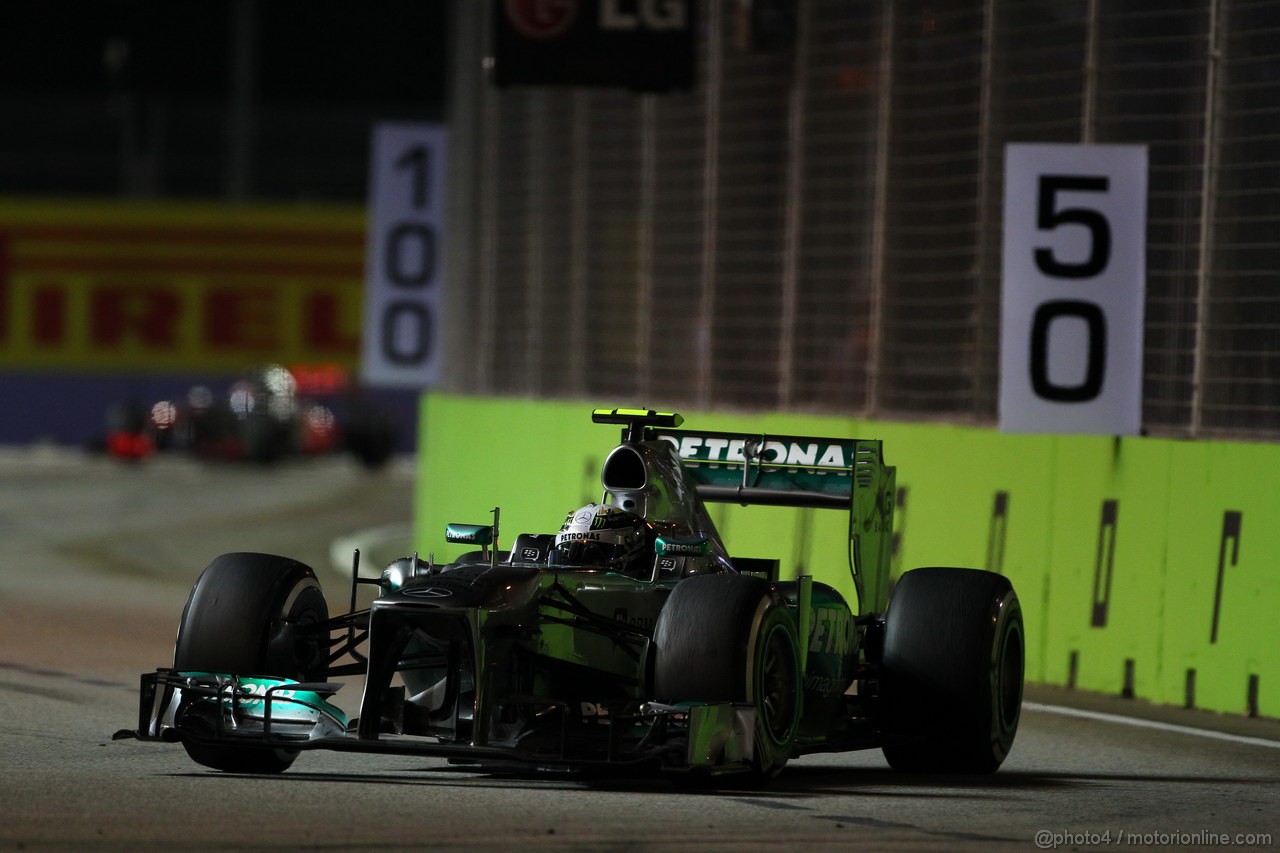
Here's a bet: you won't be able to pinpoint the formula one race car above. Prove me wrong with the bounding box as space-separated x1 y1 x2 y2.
119 408 1024 781
99 364 396 468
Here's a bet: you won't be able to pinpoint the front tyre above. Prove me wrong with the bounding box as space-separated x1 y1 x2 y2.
880 567 1024 773
653 574 801 781
173 552 329 773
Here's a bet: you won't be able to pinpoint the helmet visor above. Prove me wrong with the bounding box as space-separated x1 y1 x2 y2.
554 539 630 567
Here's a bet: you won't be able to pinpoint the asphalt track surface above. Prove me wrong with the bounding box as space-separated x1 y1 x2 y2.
1 449 1277 852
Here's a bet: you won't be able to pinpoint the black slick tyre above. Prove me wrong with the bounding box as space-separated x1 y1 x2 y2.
880 567 1024 773
172 552 329 773
652 573 801 781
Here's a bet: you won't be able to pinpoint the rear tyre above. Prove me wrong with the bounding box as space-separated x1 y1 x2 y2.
653 574 800 781
880 567 1024 773
173 552 329 773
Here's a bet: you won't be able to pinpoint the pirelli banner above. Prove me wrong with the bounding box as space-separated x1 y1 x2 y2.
0 200 365 373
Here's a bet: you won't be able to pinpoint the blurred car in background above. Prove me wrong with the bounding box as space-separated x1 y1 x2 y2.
101 364 396 469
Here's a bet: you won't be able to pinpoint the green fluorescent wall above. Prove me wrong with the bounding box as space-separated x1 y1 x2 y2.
415 393 1277 719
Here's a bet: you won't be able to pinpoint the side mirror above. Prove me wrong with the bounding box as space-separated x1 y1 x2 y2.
655 536 710 558
446 508 502 567
445 523 494 546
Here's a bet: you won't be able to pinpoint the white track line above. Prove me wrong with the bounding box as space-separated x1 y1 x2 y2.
1023 702 1280 749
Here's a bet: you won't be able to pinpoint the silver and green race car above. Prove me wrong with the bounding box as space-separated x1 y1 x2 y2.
120 408 1024 781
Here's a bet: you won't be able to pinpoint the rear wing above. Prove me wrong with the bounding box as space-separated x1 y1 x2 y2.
655 429 869 509
591 408 896 611
654 425 896 613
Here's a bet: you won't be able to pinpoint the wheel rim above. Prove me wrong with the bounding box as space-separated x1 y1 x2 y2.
996 619 1024 732
757 621 798 745
267 578 327 679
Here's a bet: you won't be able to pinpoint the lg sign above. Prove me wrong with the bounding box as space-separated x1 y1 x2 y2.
504 0 687 35
1000 144 1148 435
494 0 694 90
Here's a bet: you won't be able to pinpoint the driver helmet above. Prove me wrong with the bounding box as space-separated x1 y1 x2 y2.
554 503 651 572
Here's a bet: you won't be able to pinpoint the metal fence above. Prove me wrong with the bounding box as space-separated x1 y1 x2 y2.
445 0 1280 441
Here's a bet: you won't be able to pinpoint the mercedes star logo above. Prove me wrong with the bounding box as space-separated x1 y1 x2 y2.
402 586 453 599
